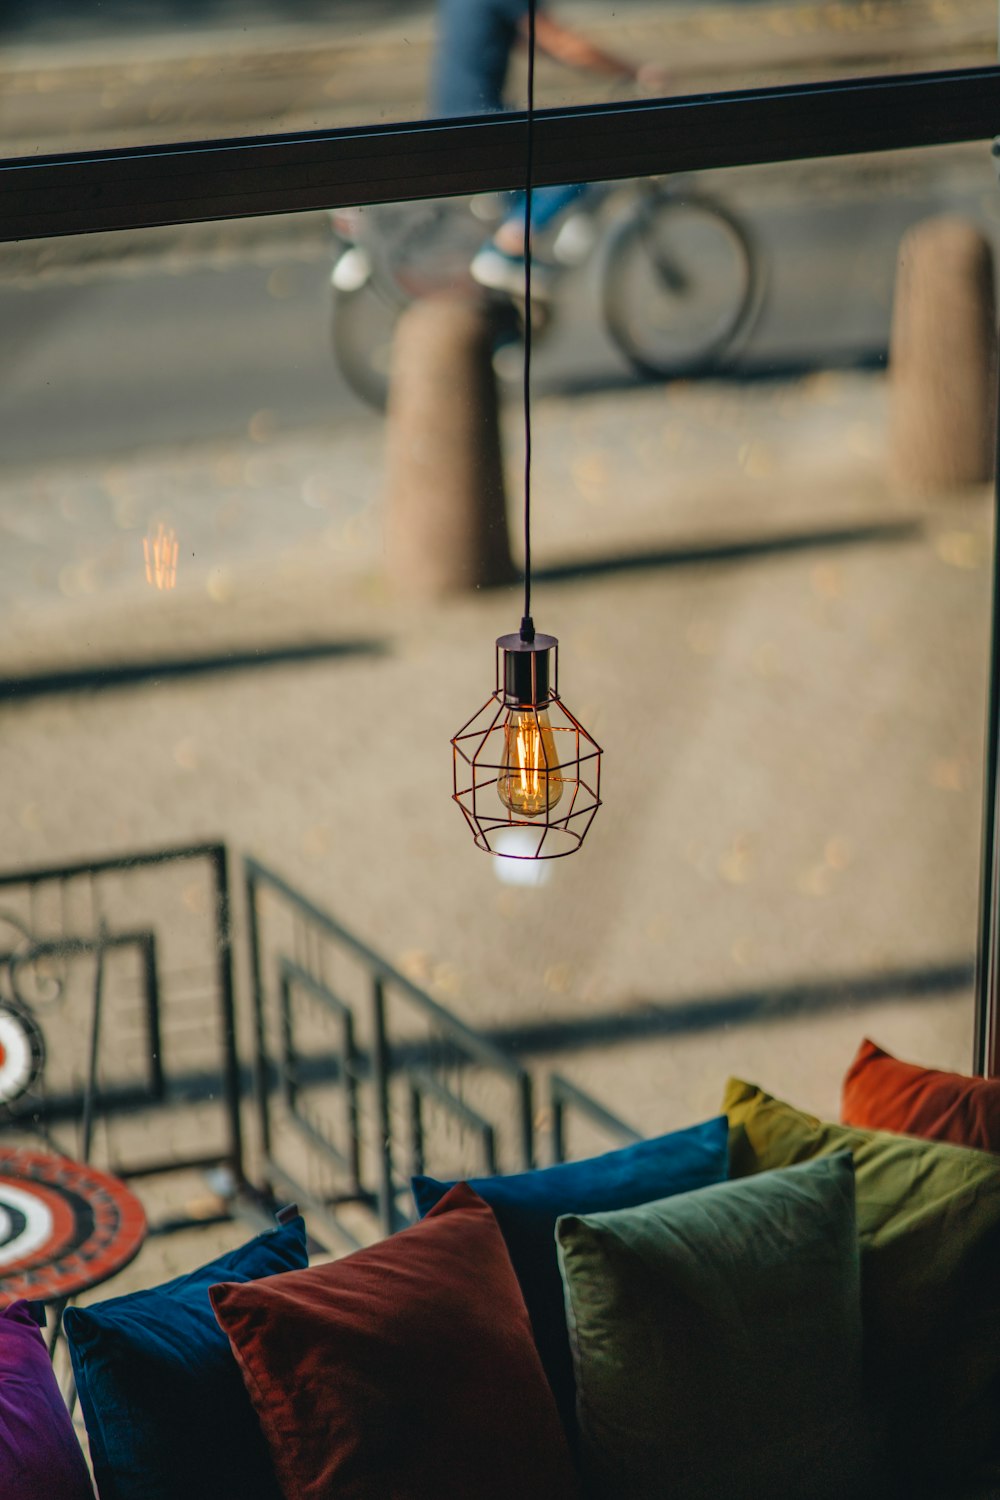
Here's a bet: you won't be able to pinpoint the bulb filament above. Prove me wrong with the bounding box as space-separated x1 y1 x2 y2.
499 709 563 819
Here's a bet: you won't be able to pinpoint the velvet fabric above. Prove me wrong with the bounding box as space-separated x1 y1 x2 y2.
211 1183 579 1500
842 1036 1000 1153
725 1077 1000 1497
64 1216 308 1500
411 1114 729 1429
0 1299 94 1500
557 1154 873 1500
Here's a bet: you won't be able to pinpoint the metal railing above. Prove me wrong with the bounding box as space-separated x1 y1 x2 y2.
548 1072 642 1165
245 856 536 1248
0 842 654 1245
0 843 245 1231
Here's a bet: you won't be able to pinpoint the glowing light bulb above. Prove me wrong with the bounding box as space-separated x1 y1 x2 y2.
451 628 602 858
498 707 563 818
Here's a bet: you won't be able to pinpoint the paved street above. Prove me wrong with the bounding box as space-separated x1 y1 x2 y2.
3 143 999 470
0 364 989 1123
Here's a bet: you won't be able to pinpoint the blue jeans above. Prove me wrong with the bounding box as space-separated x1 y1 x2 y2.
501 183 588 236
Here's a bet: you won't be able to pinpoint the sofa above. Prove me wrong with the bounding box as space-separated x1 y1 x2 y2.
6 1038 1000 1500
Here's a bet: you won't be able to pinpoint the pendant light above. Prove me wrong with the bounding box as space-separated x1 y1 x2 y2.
451 0 603 860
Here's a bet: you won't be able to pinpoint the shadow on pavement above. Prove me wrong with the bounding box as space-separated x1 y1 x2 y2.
486 958 975 1059
0 638 388 704
0 519 918 706
547 347 887 401
534 517 921 587
76 955 971 1111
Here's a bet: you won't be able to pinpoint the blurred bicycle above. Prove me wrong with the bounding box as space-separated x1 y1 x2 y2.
329 177 762 412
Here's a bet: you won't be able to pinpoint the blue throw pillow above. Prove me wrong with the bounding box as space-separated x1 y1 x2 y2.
412 1116 729 1432
64 1216 308 1500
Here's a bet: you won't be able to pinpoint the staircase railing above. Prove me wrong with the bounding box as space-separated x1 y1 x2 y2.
0 842 642 1250
244 856 540 1248
0 843 244 1234
547 1072 642 1164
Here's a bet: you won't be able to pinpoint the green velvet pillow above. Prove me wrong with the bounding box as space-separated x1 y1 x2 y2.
556 1153 873 1500
724 1077 1000 1496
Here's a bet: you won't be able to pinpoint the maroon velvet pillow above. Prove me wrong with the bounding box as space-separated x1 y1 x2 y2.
210 1183 579 1500
842 1037 1000 1153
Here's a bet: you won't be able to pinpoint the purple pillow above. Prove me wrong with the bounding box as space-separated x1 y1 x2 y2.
0 1300 94 1499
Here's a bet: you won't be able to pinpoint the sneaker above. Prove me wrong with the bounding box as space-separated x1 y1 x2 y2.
470 245 554 300
551 212 596 266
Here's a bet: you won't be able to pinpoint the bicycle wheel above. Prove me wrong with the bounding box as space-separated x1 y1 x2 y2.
602 192 759 380
332 280 530 412
330 282 403 412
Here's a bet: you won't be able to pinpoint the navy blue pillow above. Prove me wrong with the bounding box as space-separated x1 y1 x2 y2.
64 1217 308 1500
412 1116 729 1432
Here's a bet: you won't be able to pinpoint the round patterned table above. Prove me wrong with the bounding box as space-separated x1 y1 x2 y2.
0 1001 46 1115
0 1147 147 1305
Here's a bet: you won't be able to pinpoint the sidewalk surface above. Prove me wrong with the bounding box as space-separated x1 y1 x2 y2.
0 2 995 1430
2 369 988 1119
3 364 992 1473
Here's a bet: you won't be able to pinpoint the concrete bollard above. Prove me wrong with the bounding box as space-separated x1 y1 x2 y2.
888 215 997 494
384 294 515 598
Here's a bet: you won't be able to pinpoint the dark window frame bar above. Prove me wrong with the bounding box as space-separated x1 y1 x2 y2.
977 370 1000 1079
1 67 1000 243
3 61 999 1075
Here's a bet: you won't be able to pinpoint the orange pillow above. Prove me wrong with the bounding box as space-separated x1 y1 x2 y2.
842 1037 1000 1153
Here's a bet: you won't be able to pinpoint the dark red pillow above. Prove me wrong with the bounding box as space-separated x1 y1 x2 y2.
210 1183 578 1500
842 1037 1000 1152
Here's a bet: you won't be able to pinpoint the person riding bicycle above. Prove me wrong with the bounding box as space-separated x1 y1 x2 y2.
429 0 667 297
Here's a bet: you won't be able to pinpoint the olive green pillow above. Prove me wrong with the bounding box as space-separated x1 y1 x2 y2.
556 1153 875 1500
725 1077 1000 1496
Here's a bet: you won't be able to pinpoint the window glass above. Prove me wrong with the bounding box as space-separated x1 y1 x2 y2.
0 140 994 1256
0 0 994 160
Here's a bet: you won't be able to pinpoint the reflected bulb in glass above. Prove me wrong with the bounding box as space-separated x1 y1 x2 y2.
497 707 563 818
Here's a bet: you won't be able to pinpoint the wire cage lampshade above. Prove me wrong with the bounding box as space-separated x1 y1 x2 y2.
451 631 602 859
448 0 602 861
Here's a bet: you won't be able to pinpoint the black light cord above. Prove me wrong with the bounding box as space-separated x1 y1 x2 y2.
520 0 536 645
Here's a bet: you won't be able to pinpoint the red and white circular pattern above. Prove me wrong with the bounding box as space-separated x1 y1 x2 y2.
0 1002 45 1110
0 1149 146 1304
